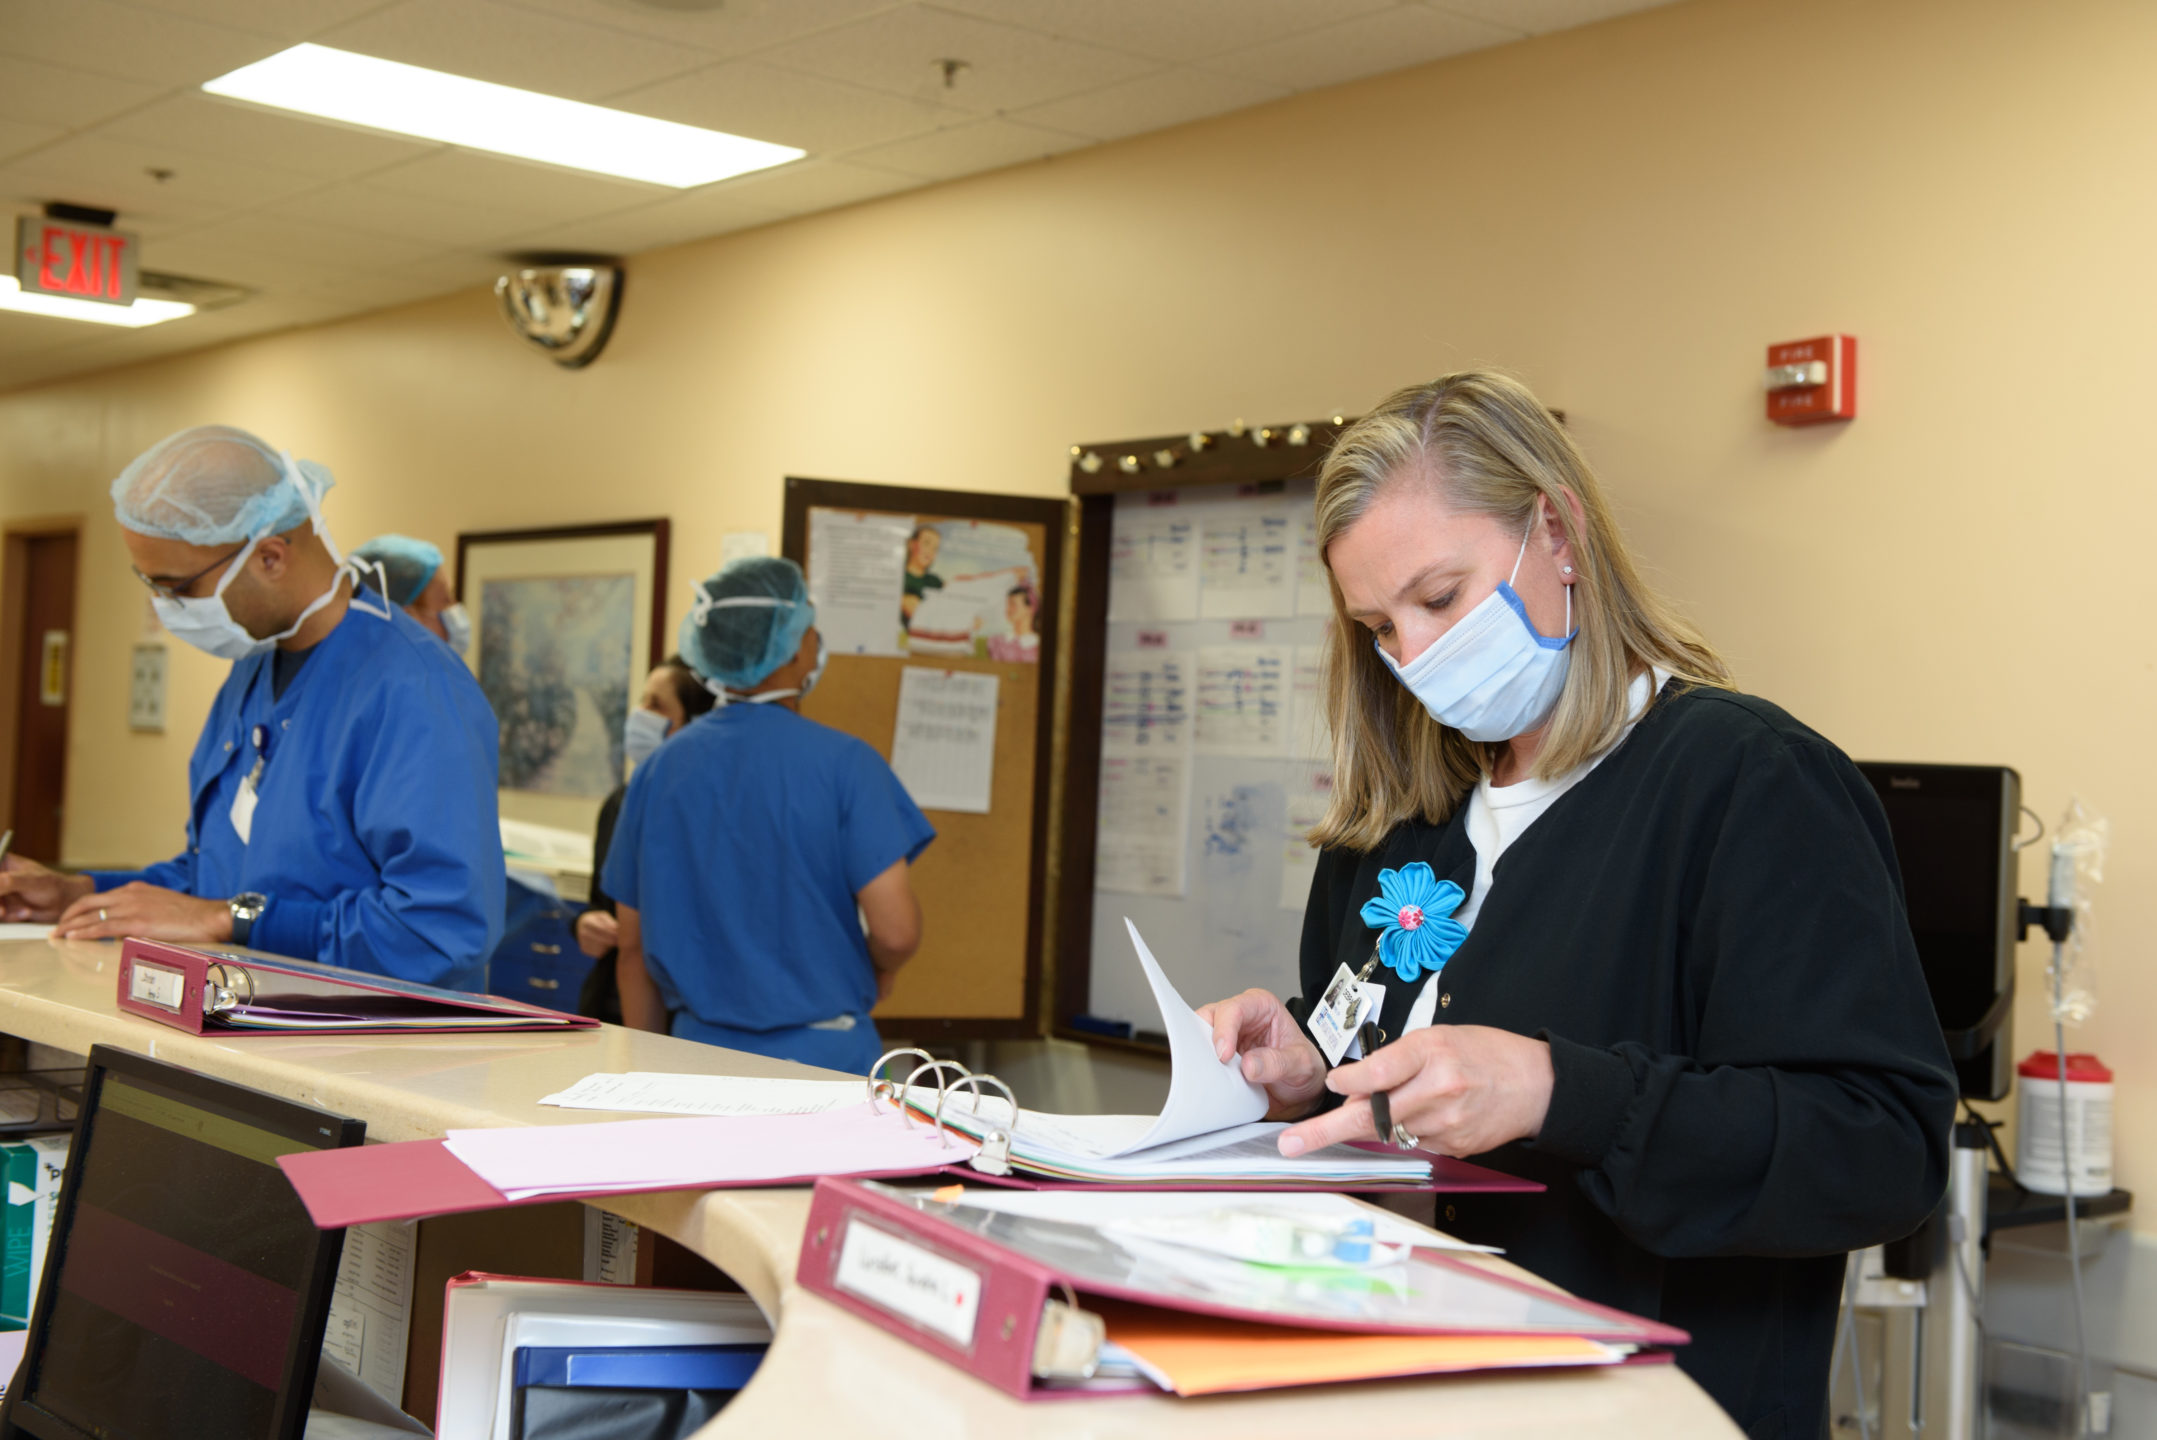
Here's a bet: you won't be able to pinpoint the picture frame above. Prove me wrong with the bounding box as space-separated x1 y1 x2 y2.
454 520 669 810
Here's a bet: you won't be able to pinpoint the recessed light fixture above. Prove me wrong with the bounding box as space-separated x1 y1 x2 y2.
0 277 195 328
203 44 803 188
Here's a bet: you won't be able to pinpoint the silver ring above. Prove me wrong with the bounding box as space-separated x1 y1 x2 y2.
99 908 107 923
1391 1123 1419 1151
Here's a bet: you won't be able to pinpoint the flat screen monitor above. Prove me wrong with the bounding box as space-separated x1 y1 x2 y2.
1857 762 2021 1101
0 1044 364 1440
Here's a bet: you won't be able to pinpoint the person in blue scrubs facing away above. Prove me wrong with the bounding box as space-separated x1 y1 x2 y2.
0 426 504 990
604 557 934 1072
353 533 471 653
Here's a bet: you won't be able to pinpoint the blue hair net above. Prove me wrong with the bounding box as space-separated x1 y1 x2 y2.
679 557 814 691
110 424 334 546
352 534 444 607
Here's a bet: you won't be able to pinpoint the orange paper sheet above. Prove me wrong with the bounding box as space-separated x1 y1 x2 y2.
1096 1300 1624 1397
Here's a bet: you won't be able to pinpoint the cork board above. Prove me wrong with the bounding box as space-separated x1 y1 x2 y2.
783 478 1067 1038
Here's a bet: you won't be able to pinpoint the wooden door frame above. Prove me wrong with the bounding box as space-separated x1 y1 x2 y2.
0 517 85 837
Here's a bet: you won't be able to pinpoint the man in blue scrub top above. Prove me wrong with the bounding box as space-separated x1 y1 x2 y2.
606 557 934 1072
0 426 504 990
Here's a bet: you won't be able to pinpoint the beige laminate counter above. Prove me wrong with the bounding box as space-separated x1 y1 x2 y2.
0 936 1739 1437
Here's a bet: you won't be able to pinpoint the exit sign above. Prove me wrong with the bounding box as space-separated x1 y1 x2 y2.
15 216 137 306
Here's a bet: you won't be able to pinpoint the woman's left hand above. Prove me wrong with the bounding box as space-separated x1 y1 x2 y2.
1278 1025 1555 1159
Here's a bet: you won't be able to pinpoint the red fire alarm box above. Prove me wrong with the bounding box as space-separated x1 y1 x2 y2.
1764 335 1855 426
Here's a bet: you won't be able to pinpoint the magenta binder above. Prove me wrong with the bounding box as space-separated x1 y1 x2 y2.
796 1176 1689 1402
116 938 596 1037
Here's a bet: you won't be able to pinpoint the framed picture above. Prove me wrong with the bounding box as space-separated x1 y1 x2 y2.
455 520 668 802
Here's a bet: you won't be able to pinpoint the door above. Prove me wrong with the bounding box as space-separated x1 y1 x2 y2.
10 532 76 860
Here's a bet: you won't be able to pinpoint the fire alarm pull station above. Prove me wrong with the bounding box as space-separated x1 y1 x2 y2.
1764 335 1855 426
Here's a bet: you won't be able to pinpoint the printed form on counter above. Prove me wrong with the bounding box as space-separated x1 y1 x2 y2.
889 667 999 814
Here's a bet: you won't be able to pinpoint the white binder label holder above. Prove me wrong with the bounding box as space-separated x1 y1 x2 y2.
833 1218 983 1349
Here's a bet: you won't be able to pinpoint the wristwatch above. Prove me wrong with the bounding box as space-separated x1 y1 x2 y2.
229 892 268 947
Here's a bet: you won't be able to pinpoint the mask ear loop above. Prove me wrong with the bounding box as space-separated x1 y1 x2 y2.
1513 500 1578 641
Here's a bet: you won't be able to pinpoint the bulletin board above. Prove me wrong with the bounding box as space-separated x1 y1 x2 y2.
782 477 1067 1039
1052 421 1352 1048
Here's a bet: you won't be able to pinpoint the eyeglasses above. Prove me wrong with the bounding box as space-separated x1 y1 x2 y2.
132 543 248 602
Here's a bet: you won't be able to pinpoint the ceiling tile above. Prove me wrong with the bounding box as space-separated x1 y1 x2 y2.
757 4 1163 117
264 182 539 249
0 0 279 85
1010 65 1287 143
0 119 63 164
316 0 715 101
1430 0 1678 35
1204 5 1519 91
133 232 354 291
0 55 165 130
0 135 321 229
164 213 446 273
495 0 905 61
99 94 443 180
710 156 919 215
109 0 399 40
361 150 665 221
610 59 959 154
506 186 784 257
933 0 1400 63
845 115 1087 182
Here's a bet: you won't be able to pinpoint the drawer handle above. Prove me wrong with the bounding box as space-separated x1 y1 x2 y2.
529 977 560 989
532 943 562 955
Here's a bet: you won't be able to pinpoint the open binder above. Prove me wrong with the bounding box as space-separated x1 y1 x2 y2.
116 938 597 1037
797 1177 1689 1401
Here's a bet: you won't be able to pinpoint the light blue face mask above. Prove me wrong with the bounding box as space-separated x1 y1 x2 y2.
622 706 670 767
1377 515 1575 744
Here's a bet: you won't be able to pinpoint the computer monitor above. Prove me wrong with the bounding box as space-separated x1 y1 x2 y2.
1856 762 2021 1101
0 1044 365 1440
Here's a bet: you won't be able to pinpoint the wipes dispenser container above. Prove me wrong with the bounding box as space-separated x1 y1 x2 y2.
2016 1051 2114 1196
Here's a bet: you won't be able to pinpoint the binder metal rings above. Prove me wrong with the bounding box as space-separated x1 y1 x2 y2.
203 960 255 1016
866 1047 1019 1176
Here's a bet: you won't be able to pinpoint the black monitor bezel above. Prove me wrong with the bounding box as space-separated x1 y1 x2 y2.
0 1043 365 1440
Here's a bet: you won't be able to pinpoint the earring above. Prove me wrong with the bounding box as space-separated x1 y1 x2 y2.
1561 565 1574 575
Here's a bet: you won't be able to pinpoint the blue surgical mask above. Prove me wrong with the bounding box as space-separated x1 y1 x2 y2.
1377 516 1575 744
622 706 670 768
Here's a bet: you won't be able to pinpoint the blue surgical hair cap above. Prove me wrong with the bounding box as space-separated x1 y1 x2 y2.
679 557 814 691
352 534 444 608
110 424 333 547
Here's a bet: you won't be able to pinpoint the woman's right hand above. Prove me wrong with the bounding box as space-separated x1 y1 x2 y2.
1195 988 1328 1121
574 909 620 958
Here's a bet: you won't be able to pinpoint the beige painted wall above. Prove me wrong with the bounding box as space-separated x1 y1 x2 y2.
2 0 2152 1221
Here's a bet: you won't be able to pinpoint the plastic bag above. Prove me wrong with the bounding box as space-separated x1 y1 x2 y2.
2045 799 2108 1025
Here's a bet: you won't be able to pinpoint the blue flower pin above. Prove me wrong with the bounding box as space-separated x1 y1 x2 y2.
1358 862 1468 984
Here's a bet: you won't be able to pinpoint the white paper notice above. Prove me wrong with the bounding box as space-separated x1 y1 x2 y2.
1200 506 1295 619
1103 653 1190 754
1120 919 1268 1151
1294 511 1334 616
889 667 999 813
1096 752 1189 896
323 1220 417 1400
807 509 911 657
1195 645 1287 756
1281 769 1334 910
540 1072 867 1116
1289 644 1330 761
1108 508 1198 622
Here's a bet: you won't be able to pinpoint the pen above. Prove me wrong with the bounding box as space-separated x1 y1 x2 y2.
0 829 14 870
1357 1020 1389 1143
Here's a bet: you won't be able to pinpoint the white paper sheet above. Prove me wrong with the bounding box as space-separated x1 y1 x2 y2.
1195 645 1287 756
1294 511 1335 616
910 1188 1497 1252
1281 769 1334 910
1120 919 1267 1152
322 1220 416 1401
807 508 911 657
1107 509 1199 622
888 667 999 813
1095 752 1189 896
1199 506 1295 619
539 1073 866 1116
1102 653 1190 754
1288 644 1330 761
0 925 53 942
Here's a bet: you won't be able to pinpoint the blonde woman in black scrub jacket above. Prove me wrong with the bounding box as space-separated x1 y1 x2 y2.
1198 372 1955 1439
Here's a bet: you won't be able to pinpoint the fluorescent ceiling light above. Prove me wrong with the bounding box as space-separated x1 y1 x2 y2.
0 277 195 328
204 44 804 188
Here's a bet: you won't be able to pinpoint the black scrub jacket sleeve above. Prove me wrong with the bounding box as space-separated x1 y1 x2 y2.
1529 728 1953 1259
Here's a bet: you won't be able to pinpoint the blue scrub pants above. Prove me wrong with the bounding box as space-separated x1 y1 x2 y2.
670 1011 885 1075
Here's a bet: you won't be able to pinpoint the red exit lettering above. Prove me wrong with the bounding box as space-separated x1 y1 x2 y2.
16 218 136 305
